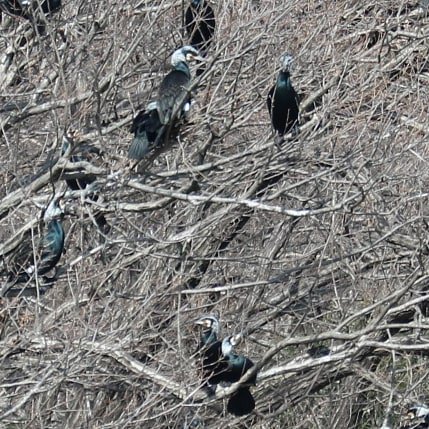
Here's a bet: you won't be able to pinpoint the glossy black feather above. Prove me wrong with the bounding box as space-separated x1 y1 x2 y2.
0 0 30 19
61 140 100 190
267 70 299 136
40 0 61 14
196 322 257 416
158 64 191 125
221 337 256 416
227 388 255 417
196 317 228 386
129 107 164 160
0 0 61 31
185 0 215 53
4 209 65 285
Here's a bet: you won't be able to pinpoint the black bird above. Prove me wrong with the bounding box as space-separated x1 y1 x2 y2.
39 0 61 15
400 405 429 429
221 334 256 416
128 101 165 160
267 53 299 139
2 197 65 291
0 0 31 19
157 45 204 126
62 135 110 233
185 0 215 54
0 0 60 21
0 0 61 34
195 315 226 386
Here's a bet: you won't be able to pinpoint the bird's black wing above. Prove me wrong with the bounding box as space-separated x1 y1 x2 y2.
158 70 190 125
227 388 255 416
37 220 65 276
0 0 29 19
40 0 61 15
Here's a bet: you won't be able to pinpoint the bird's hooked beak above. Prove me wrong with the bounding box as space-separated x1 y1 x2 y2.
230 333 243 347
187 53 206 63
194 317 210 328
43 196 64 222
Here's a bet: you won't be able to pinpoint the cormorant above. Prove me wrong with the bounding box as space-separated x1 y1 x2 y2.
0 0 61 34
39 0 61 15
195 315 226 386
157 45 204 126
0 0 31 19
400 405 429 429
185 0 215 54
267 53 299 139
221 334 256 416
2 197 65 288
128 101 164 160
62 135 110 233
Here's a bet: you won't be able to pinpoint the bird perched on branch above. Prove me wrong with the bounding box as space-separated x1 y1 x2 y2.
129 47 203 160
62 134 110 233
0 0 31 19
221 334 256 416
128 101 165 160
195 315 225 388
0 196 65 295
0 0 61 31
195 317 257 416
38 0 61 15
157 45 204 126
185 0 215 54
267 53 299 141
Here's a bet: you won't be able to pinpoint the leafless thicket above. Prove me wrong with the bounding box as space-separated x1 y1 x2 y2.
1 0 429 428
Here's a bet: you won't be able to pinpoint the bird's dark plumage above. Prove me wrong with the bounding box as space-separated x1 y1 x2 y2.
62 135 109 233
0 0 30 19
39 0 61 15
128 102 164 160
157 46 202 126
195 319 257 417
221 335 256 416
0 0 61 31
62 136 99 191
185 0 215 53
267 53 299 137
2 198 65 287
195 316 227 385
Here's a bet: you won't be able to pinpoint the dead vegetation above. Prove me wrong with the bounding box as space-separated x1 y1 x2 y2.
1 0 429 427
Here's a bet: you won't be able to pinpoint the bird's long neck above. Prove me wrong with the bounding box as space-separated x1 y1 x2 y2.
174 61 191 79
277 70 291 88
201 328 217 346
191 0 203 8
49 218 63 232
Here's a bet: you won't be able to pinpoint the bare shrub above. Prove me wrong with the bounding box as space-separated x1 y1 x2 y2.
1 0 429 428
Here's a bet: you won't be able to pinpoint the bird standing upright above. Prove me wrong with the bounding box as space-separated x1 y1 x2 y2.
185 0 215 54
1 196 65 293
195 315 226 387
221 334 256 416
267 53 299 140
157 45 204 126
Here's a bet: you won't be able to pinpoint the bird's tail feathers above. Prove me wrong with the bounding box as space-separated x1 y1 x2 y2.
227 387 255 416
